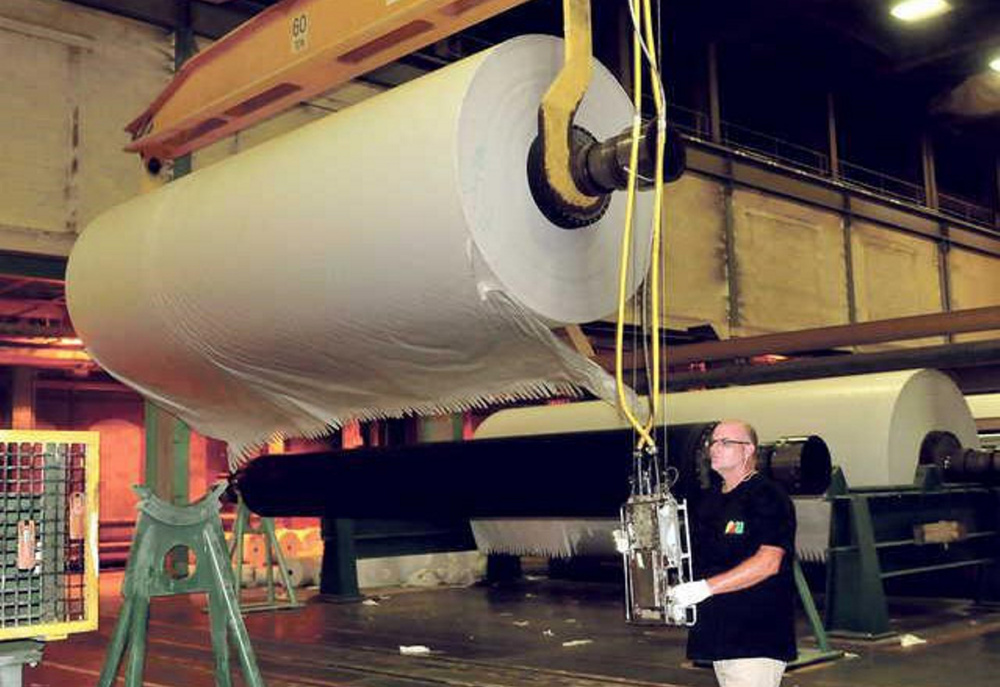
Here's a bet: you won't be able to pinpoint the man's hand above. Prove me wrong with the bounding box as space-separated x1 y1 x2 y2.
668 579 713 607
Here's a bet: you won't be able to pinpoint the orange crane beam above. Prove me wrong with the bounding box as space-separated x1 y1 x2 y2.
126 0 531 162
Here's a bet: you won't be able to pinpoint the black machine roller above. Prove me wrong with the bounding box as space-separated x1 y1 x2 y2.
235 423 831 519
919 430 1000 484
527 121 686 229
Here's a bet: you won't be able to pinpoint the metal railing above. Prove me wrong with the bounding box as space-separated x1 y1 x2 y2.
939 192 996 226
663 104 995 228
666 103 710 139
838 159 927 206
720 121 831 176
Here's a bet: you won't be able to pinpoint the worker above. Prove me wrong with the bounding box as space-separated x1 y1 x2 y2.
668 419 797 687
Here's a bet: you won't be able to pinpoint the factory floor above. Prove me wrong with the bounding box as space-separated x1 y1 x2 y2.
24 567 1000 687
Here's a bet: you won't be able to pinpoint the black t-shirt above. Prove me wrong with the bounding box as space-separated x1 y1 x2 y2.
686 473 797 662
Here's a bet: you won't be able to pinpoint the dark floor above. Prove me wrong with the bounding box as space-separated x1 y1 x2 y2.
24 570 1000 687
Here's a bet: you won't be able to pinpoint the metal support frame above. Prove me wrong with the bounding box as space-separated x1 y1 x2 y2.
229 496 302 613
172 0 196 179
937 224 953 345
723 177 740 334
98 485 265 687
826 92 839 180
921 132 939 211
318 517 362 602
143 404 190 504
788 559 843 668
707 42 722 144
842 195 857 324
825 471 892 639
824 466 1000 639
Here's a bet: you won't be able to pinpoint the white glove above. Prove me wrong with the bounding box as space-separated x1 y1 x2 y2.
668 579 713 607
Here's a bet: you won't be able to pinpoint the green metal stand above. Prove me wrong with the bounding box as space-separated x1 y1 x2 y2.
825 473 893 639
788 559 843 669
318 517 363 602
97 484 266 687
230 495 302 612
824 465 1000 639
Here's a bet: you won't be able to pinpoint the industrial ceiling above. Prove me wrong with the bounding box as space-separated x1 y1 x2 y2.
58 1 1000 119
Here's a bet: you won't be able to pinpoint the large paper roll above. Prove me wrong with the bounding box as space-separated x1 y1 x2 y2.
476 369 979 487
66 35 652 456
472 369 979 558
665 369 979 486
965 393 1000 421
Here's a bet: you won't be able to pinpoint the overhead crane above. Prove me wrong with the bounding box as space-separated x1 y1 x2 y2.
126 0 683 225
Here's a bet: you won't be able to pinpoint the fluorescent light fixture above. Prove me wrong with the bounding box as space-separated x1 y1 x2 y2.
991 55 1000 73
890 0 952 22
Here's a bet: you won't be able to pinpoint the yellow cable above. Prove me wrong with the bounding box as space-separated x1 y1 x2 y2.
615 0 655 450
640 0 667 436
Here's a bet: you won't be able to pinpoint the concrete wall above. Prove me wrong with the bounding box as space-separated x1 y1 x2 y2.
661 171 1000 344
0 0 171 254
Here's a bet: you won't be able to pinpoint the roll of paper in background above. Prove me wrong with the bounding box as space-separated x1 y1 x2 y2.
475 368 979 487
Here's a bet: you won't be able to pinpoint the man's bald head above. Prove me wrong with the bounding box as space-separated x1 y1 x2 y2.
714 419 758 448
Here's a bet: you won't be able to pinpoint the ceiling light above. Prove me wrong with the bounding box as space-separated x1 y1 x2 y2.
991 56 1000 73
890 0 952 22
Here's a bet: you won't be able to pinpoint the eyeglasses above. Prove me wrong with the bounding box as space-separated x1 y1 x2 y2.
707 438 752 449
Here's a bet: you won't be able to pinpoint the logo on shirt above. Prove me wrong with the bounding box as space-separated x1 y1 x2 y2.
724 520 745 535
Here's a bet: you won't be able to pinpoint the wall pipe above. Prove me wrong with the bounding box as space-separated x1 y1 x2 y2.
666 305 1000 366
666 338 1000 391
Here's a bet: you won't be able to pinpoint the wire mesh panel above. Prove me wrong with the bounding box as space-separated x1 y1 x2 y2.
0 431 98 641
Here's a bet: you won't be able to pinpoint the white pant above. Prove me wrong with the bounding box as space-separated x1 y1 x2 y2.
713 658 786 687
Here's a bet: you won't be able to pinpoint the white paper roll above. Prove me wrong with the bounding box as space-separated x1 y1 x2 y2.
242 535 267 567
473 369 979 558
299 528 323 557
476 369 979 487
66 35 652 457
283 555 321 588
275 528 303 560
666 369 979 486
965 393 1000 420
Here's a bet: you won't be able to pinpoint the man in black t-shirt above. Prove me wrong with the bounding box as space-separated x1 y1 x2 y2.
667 419 797 687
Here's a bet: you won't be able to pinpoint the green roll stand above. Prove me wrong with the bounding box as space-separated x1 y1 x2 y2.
97 484 266 687
230 494 302 612
788 558 843 669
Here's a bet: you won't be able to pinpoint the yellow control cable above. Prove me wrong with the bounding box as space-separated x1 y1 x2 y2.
640 0 667 438
615 0 655 450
